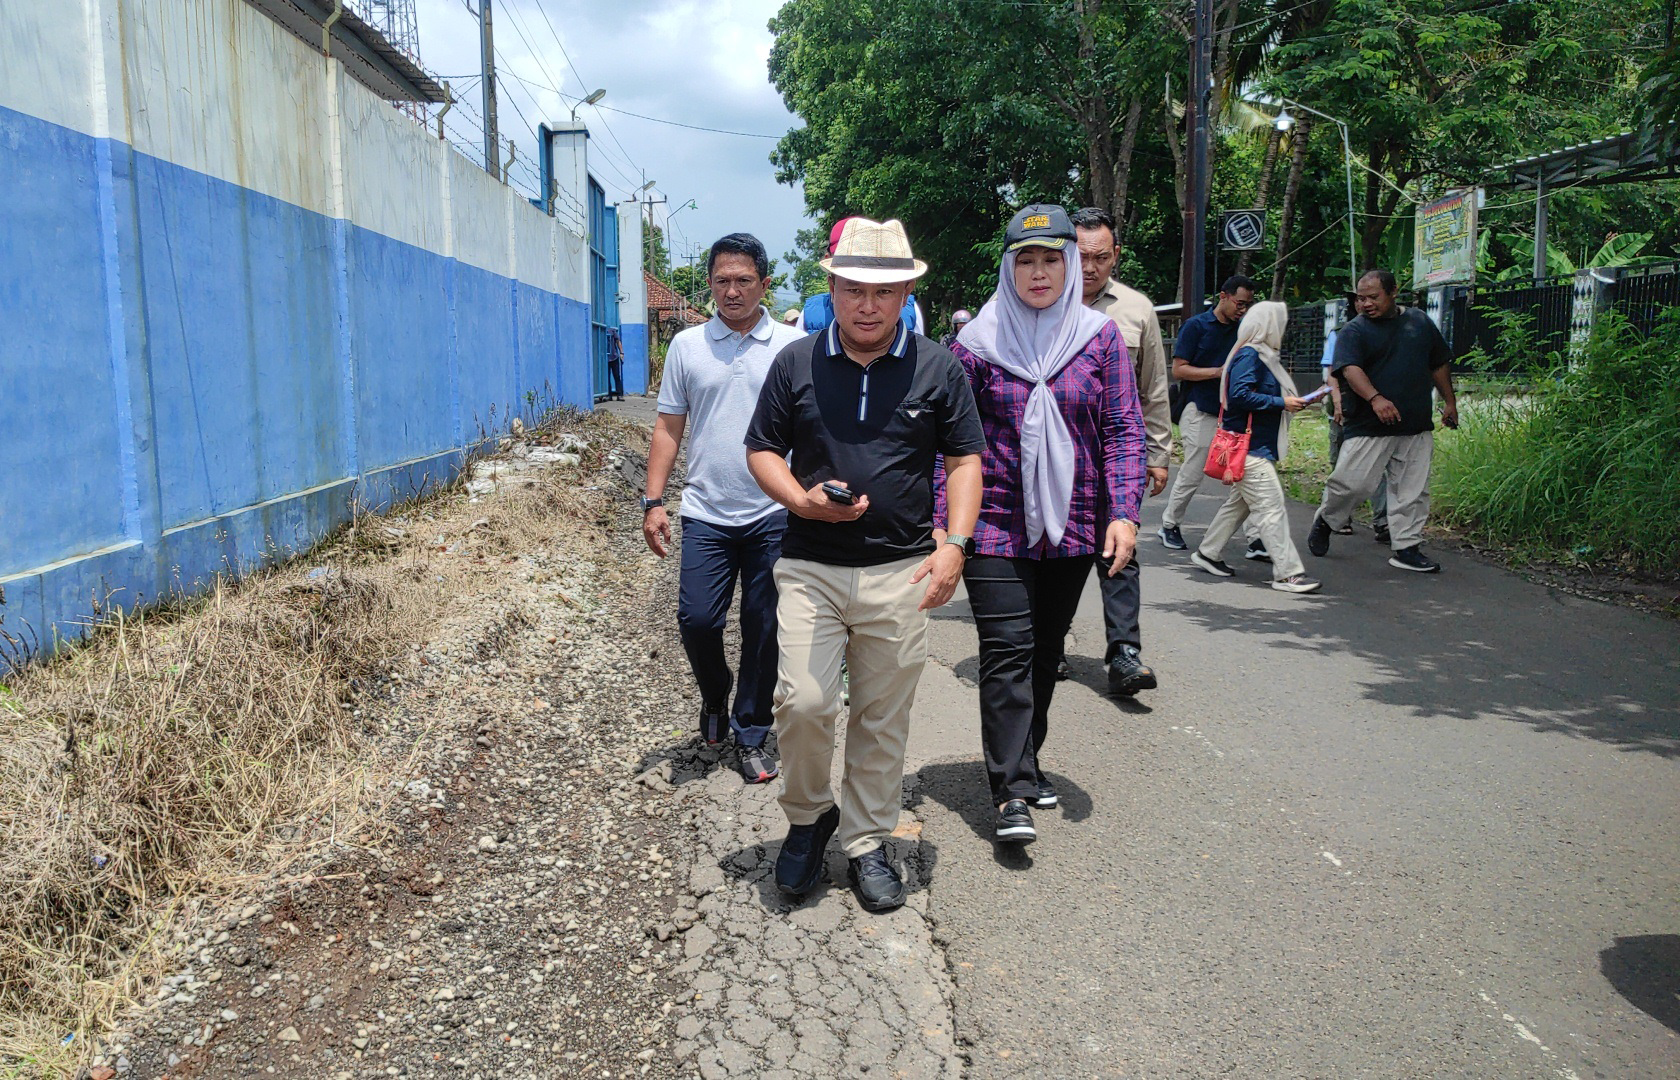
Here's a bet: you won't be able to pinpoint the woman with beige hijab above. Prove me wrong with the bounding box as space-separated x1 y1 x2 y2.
1188 301 1322 594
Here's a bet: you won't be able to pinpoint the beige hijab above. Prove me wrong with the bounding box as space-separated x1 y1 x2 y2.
1220 300 1300 461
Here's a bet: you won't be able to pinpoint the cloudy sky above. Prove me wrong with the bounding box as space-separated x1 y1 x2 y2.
413 0 811 304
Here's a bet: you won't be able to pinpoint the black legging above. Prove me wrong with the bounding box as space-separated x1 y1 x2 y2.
964 554 1091 804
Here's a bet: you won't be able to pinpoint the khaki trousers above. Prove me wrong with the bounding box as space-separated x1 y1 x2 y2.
772 555 929 858
1195 457 1307 580
1162 402 1219 528
1318 432 1433 549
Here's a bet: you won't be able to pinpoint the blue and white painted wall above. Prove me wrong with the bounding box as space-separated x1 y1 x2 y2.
616 204 648 395
0 0 605 653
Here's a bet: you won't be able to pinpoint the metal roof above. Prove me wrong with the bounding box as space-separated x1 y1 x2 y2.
244 0 448 104
1489 128 1680 190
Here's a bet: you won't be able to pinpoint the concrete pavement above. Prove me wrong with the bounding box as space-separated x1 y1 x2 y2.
906 475 1679 1078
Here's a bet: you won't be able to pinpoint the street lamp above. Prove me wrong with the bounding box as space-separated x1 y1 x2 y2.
571 87 605 121
1273 98 1357 290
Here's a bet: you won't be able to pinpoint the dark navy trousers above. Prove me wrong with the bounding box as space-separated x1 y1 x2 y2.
676 510 785 747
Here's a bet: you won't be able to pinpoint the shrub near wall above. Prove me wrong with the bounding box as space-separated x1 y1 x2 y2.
1432 312 1680 575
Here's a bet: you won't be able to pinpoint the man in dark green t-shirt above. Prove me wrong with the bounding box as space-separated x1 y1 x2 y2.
1307 269 1459 573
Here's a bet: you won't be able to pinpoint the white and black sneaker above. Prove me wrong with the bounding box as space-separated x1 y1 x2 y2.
1389 545 1441 573
1191 551 1235 577
995 800 1036 843
1244 538 1272 562
1158 524 1188 550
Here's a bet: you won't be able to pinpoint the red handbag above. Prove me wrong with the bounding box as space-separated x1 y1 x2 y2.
1202 412 1251 485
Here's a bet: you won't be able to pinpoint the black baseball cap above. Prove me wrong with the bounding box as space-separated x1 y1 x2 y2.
1004 203 1075 252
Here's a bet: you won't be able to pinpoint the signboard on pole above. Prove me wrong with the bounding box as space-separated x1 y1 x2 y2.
1413 189 1479 286
1220 209 1265 251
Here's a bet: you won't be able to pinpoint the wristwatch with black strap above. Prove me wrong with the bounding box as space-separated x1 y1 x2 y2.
640 496 664 512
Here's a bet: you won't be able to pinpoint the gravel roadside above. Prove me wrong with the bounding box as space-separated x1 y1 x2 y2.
103 404 962 1080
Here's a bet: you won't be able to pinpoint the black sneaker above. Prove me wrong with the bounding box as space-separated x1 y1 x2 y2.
1374 523 1391 546
1389 545 1441 573
1158 524 1188 550
699 702 728 746
775 806 840 896
1028 779 1058 809
1055 654 1070 681
1107 645 1157 696
995 800 1036 843
1190 551 1235 577
1244 538 1272 562
848 848 907 911
1307 514 1332 557
736 745 779 785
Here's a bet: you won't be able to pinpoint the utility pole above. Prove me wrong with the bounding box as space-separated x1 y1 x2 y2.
1178 0 1212 317
476 0 499 180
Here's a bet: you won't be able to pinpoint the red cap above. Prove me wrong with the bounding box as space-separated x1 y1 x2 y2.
828 216 856 255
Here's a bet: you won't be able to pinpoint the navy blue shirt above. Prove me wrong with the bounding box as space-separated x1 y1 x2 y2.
1220 347 1286 461
1174 309 1241 415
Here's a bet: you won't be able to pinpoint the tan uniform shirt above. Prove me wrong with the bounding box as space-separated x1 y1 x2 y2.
1090 279 1172 469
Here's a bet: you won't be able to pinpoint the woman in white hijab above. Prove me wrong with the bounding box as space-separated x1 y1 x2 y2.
934 203 1147 845
1188 300 1322 593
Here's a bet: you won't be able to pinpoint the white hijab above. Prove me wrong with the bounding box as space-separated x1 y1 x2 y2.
1219 300 1300 461
958 246 1111 548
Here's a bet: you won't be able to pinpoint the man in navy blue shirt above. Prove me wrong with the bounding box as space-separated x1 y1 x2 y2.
1159 275 1255 550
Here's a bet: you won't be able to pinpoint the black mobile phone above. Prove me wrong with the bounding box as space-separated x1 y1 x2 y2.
821 482 856 505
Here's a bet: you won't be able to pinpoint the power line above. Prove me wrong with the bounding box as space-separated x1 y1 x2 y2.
524 0 644 183
594 102 783 140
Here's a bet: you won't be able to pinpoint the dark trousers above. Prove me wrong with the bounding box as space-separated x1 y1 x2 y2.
964 555 1091 804
1096 549 1141 662
606 359 625 400
676 511 784 747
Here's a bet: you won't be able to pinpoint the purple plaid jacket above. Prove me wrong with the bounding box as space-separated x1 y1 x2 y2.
934 320 1147 559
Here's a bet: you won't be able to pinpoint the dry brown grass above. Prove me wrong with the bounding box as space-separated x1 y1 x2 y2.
0 406 643 1076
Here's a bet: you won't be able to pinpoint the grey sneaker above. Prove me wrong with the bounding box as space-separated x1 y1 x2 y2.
1271 574 1323 594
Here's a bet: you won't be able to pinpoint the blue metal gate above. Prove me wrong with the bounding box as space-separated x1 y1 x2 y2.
588 178 620 399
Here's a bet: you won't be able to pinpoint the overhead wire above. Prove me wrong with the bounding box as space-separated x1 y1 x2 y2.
525 0 644 186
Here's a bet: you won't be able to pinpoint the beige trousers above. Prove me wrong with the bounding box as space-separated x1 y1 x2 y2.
772 555 929 858
1318 432 1433 549
1196 457 1307 580
1165 403 1257 540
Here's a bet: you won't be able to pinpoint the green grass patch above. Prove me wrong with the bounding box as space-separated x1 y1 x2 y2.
1431 311 1680 576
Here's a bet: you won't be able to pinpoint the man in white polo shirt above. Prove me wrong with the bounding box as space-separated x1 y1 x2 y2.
642 233 804 783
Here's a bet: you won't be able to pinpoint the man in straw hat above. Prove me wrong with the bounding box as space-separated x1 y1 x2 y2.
746 217 985 912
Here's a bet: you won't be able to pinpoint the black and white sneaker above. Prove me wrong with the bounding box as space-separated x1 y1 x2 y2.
1190 551 1235 577
1158 524 1188 550
1389 545 1441 573
1028 780 1058 810
736 745 779 784
1244 538 1272 562
995 800 1036 843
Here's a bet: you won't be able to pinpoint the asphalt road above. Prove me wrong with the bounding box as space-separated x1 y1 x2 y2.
905 476 1680 1079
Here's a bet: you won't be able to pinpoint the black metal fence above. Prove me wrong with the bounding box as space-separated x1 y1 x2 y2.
1606 263 1680 336
1446 275 1577 372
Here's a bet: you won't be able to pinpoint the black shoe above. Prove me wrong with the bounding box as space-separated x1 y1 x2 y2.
1028 779 1058 810
1244 538 1272 562
995 800 1036 843
1307 514 1332 557
1107 645 1157 696
1374 523 1391 545
775 806 840 896
1388 545 1440 573
1055 654 1070 681
737 745 779 784
1334 521 1355 535
698 702 728 745
848 848 907 911
1190 551 1235 578
1158 524 1187 550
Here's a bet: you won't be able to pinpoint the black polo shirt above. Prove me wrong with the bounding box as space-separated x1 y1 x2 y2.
1332 307 1451 438
745 322 985 567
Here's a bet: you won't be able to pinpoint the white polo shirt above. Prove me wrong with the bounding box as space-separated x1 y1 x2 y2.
657 308 805 527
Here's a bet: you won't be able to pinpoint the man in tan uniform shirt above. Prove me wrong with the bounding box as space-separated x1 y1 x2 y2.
1069 207 1167 696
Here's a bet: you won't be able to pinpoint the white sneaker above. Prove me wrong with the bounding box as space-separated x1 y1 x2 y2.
1271 574 1322 594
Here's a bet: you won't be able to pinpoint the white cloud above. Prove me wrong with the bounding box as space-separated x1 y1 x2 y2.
413 0 810 299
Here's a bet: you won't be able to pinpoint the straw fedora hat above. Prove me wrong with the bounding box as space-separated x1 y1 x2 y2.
819 218 928 284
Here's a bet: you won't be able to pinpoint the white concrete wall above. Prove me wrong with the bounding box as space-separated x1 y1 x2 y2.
618 203 646 318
